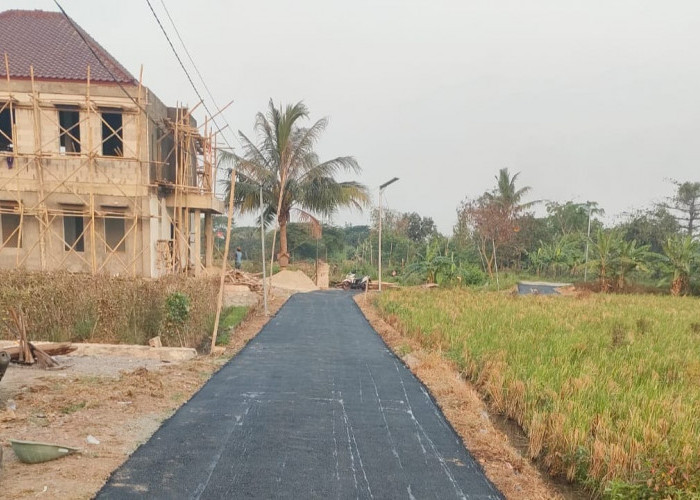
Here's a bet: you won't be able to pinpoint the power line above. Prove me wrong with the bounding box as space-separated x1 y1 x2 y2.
53 0 168 136
144 0 235 152
157 0 236 143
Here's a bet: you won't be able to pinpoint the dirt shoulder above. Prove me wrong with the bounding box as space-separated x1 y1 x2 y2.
0 295 287 499
354 293 565 500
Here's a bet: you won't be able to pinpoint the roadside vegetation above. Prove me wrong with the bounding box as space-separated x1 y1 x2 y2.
0 270 220 348
214 306 249 346
375 288 700 498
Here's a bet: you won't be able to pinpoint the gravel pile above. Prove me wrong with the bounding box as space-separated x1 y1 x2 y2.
268 270 319 292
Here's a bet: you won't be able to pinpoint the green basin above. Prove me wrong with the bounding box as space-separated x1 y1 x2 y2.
10 439 80 464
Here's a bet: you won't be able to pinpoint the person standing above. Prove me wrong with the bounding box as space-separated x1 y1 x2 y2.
235 247 243 270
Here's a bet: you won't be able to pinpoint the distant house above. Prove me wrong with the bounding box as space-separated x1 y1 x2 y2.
0 9 223 277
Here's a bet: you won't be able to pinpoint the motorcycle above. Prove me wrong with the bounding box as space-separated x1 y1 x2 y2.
339 272 370 291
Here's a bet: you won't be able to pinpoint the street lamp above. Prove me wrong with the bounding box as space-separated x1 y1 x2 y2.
583 202 593 283
259 184 268 315
378 177 399 292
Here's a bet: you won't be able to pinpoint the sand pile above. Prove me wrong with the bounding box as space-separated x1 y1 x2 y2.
268 270 319 293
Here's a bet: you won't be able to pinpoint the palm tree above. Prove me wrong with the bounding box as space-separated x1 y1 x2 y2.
221 100 370 268
485 168 535 217
479 168 535 274
662 235 699 296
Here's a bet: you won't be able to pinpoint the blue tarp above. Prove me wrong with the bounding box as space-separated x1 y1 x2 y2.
517 281 572 295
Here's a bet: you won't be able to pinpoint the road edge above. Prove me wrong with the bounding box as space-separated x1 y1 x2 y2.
353 292 563 500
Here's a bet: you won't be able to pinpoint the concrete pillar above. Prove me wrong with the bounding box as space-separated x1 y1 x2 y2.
204 212 213 268
316 261 330 289
193 209 202 276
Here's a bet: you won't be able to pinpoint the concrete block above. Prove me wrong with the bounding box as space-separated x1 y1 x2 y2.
223 284 260 308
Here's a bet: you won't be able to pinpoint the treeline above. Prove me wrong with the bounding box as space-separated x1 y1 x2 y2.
454 169 699 295
217 169 700 294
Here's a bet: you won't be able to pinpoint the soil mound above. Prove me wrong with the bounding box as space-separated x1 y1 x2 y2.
269 270 319 293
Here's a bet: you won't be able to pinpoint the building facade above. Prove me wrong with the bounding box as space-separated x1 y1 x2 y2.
0 10 223 277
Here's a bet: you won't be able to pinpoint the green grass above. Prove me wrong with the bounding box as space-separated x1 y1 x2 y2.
376 288 700 498
215 306 248 346
61 401 86 415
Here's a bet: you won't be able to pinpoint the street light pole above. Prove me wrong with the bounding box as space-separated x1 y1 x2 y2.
378 177 399 292
260 184 268 315
584 202 592 283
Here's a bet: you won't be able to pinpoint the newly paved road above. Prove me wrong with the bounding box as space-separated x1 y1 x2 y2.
98 291 502 499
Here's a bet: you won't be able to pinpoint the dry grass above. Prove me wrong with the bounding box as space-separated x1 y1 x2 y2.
374 288 700 499
0 270 220 348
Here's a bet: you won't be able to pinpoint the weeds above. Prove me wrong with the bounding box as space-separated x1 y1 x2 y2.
214 306 248 346
397 343 412 357
61 401 86 415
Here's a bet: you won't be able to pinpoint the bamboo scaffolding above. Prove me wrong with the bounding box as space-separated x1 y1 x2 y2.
0 56 220 278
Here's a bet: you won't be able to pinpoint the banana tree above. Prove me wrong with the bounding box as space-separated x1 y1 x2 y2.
614 239 651 290
588 229 621 292
662 235 699 296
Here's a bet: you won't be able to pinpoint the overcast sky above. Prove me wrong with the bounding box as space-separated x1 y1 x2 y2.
12 0 700 232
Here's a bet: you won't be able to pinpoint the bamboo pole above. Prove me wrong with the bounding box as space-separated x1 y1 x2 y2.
5 54 23 267
3 53 10 92
133 212 138 277
87 67 97 274
210 166 236 352
29 66 49 270
16 202 23 267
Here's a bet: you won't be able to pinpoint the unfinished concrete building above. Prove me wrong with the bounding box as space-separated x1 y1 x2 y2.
0 9 223 278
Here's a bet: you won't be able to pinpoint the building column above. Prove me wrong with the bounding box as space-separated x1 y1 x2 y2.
193 209 202 276
204 212 213 269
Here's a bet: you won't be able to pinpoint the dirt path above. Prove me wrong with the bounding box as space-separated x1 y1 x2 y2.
98 291 502 499
0 296 287 499
354 292 569 500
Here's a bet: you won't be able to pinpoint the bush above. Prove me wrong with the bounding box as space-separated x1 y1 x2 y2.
162 292 191 346
456 265 487 286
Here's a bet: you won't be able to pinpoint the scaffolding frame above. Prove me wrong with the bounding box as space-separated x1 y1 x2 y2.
0 57 221 277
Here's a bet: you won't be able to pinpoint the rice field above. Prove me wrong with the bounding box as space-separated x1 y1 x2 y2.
375 288 700 498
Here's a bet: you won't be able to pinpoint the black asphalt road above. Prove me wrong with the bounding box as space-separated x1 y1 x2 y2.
97 291 503 499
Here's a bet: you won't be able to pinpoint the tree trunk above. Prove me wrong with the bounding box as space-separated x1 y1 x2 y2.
480 238 493 277
599 266 611 293
278 213 290 268
671 274 688 296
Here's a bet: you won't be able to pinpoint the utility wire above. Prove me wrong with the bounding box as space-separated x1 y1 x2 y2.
157 0 236 147
144 0 235 153
53 0 169 136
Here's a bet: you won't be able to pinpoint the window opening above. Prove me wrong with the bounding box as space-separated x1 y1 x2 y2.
105 218 126 252
101 111 123 157
58 108 81 154
0 103 14 152
64 216 85 252
1 213 21 248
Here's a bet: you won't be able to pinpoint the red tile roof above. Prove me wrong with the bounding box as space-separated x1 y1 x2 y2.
0 10 136 84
